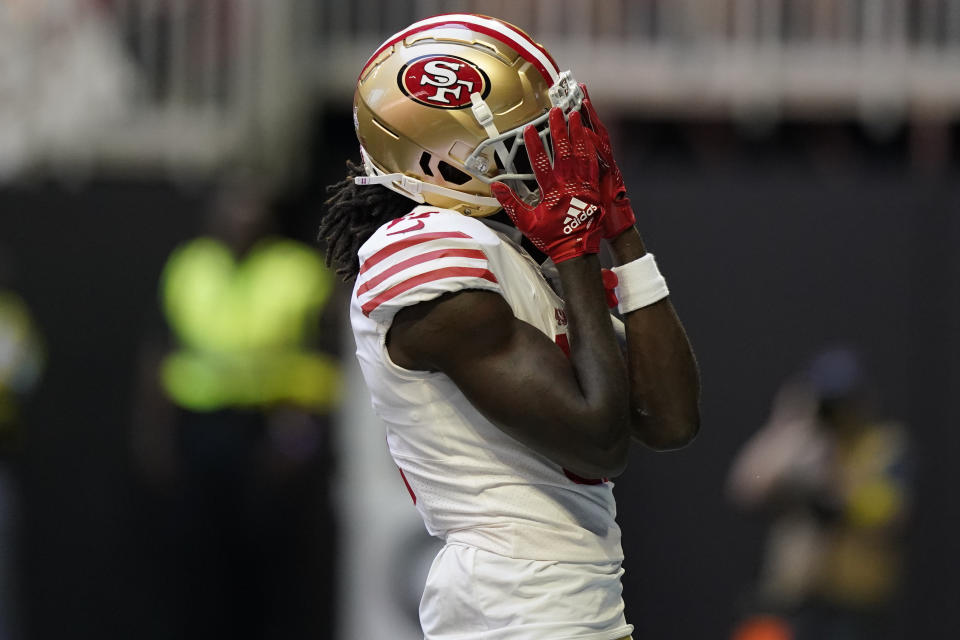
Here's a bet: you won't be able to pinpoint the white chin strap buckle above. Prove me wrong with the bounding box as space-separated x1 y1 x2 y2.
470 92 512 174
355 174 422 195
354 173 427 203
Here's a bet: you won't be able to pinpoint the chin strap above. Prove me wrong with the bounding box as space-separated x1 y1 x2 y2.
355 146 500 208
470 93 512 174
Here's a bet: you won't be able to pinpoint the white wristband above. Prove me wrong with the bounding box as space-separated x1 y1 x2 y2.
611 253 669 314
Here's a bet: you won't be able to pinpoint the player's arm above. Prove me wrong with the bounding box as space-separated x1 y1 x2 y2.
388 258 630 479
580 87 700 450
390 108 631 478
609 228 700 450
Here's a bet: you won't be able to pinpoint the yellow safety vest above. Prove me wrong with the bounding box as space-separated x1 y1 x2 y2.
160 237 340 412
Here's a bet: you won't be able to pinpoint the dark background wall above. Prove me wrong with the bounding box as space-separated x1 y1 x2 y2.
612 126 960 638
1 111 958 638
1 183 206 637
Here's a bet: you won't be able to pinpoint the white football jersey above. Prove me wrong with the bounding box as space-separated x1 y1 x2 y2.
350 205 624 564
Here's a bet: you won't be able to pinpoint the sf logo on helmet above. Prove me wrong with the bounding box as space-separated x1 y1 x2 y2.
398 55 490 109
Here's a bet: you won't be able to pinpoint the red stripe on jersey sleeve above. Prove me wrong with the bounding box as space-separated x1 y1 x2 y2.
361 266 498 316
359 231 472 276
356 248 488 296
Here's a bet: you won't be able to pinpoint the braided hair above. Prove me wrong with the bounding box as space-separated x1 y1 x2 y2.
318 160 416 281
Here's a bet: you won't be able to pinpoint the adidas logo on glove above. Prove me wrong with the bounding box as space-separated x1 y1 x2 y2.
563 197 599 235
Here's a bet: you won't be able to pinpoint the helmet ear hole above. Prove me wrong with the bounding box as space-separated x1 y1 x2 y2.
418 152 434 177
437 161 472 185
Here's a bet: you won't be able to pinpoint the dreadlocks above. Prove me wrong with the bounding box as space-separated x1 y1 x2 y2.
318 160 416 281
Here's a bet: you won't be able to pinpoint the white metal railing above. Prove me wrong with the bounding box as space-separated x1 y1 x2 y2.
99 0 317 175
313 0 960 120
3 1 960 179
0 0 317 180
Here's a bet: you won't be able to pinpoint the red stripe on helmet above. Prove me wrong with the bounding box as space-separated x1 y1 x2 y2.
359 15 558 84
438 14 559 71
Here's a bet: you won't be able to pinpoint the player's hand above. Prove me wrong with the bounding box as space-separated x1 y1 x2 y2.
491 108 605 264
579 84 636 239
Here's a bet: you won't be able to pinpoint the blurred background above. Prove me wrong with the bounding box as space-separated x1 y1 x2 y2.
1 0 959 638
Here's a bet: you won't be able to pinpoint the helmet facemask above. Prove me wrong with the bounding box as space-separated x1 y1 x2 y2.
464 71 584 206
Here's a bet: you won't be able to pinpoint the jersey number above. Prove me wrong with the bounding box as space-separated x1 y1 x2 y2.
386 210 436 236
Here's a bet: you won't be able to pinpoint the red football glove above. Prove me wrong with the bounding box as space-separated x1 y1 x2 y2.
491 108 605 264
579 84 636 239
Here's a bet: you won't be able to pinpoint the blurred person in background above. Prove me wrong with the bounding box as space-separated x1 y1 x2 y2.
728 347 911 640
0 251 45 640
131 180 341 639
319 14 699 640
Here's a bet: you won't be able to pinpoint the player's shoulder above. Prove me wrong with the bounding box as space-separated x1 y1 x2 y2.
354 206 504 324
358 206 499 261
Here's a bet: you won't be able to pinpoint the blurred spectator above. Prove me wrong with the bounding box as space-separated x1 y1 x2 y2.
728 347 911 640
131 180 341 639
0 251 45 640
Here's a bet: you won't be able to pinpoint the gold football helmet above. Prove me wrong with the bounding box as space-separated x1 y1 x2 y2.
353 14 583 217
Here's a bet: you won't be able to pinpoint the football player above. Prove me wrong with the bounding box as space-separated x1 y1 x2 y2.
319 14 700 640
